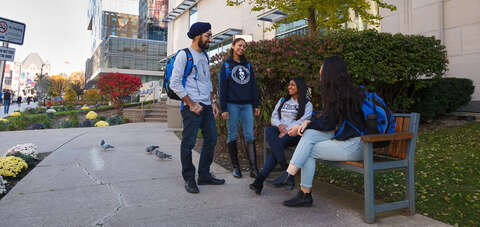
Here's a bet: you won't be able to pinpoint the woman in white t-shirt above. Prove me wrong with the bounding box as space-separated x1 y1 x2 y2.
249 78 313 195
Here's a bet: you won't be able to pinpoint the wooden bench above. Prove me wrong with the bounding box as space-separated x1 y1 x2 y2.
263 113 420 223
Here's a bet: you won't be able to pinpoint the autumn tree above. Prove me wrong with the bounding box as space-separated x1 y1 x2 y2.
226 0 396 34
64 87 78 104
48 75 68 97
68 71 85 99
97 73 142 113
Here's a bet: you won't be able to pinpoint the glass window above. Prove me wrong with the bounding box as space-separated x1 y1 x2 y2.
189 5 198 27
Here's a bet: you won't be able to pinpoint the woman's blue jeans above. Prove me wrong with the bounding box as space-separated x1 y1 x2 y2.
226 103 254 143
290 129 363 188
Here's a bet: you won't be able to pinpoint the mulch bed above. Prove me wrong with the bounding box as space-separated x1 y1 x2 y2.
0 152 51 201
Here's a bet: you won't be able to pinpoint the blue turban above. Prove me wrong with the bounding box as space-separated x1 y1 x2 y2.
187 22 211 39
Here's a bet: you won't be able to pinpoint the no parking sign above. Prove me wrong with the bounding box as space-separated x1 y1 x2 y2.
0 17 26 45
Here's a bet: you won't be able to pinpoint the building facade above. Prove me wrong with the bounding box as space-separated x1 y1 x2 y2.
6 53 51 98
87 0 140 54
86 0 167 92
86 36 167 84
139 0 169 41
380 0 480 111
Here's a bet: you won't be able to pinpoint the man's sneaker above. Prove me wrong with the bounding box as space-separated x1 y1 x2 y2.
184 180 199 193
198 174 225 185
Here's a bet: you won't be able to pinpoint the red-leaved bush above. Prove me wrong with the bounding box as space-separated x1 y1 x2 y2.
97 73 142 111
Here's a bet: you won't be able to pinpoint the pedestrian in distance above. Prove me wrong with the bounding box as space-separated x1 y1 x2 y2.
218 37 261 179
3 90 12 114
169 22 225 194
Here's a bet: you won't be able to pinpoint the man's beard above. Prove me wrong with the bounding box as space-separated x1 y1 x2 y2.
198 38 210 51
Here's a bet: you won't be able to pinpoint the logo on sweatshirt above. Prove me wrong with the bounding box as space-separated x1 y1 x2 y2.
231 65 250 85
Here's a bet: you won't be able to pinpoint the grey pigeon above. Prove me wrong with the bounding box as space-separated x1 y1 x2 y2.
145 145 159 154
100 139 114 151
154 150 173 160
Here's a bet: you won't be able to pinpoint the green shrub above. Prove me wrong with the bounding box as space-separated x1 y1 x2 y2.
0 121 9 131
71 119 79 127
107 115 122 125
98 116 107 121
412 78 474 121
60 119 73 128
210 29 448 142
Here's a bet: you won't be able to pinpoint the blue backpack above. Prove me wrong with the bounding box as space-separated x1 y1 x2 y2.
163 48 209 100
334 88 395 140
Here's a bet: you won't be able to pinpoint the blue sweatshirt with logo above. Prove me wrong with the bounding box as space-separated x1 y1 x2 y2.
218 56 260 113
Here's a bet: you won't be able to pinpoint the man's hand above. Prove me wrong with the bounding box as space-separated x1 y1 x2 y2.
254 108 260 116
297 120 311 136
222 112 229 120
212 103 220 119
190 102 203 115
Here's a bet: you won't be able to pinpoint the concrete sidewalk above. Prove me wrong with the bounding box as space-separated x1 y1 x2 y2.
0 123 449 226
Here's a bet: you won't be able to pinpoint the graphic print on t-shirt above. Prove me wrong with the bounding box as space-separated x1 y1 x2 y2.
231 65 250 85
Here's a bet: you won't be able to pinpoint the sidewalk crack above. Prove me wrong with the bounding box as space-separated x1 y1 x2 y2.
75 161 127 226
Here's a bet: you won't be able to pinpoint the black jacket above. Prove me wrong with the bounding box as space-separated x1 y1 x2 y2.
307 109 366 141
218 56 260 113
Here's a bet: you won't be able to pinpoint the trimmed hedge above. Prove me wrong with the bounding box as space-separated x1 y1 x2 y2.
210 29 448 142
412 78 474 121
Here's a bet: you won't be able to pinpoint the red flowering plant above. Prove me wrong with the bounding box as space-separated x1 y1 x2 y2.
97 73 142 113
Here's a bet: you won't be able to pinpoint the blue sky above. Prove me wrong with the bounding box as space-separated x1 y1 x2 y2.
1 0 91 75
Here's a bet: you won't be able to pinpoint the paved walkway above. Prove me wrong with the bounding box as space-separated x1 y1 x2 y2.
0 102 38 118
0 123 449 226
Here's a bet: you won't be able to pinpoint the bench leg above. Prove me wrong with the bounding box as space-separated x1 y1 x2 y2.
406 155 416 215
363 142 375 224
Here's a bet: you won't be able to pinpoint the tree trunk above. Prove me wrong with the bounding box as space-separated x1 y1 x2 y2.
308 7 317 36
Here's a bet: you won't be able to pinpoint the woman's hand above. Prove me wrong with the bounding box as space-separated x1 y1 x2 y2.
288 125 300 137
298 120 311 136
278 124 287 138
221 112 229 120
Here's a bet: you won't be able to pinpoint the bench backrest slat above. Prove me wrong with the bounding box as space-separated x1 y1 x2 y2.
375 114 413 159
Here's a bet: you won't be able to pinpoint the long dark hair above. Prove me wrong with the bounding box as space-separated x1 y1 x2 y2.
229 38 248 62
320 56 365 123
278 78 308 120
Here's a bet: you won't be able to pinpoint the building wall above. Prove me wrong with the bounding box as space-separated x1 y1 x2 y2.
380 0 480 103
167 0 275 55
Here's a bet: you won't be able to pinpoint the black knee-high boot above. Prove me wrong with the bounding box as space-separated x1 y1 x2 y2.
245 141 259 178
228 141 242 178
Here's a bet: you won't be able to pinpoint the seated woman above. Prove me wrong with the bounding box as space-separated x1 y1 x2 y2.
281 56 366 207
249 78 313 194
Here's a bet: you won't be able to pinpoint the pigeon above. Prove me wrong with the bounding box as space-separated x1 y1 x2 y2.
100 139 114 151
154 150 173 161
145 145 159 154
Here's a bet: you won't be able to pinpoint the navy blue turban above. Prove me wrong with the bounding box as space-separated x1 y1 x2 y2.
187 22 211 39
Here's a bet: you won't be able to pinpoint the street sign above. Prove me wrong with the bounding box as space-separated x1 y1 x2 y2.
0 46 15 61
0 17 26 45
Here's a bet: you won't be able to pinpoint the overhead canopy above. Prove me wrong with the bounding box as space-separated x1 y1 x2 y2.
211 28 242 46
163 0 198 22
257 9 287 22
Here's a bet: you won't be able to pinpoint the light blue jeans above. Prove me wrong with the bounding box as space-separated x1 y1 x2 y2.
226 103 254 143
290 129 363 188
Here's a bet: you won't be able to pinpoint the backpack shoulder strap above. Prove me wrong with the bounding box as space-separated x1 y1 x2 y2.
183 48 194 77
224 62 231 80
203 51 210 64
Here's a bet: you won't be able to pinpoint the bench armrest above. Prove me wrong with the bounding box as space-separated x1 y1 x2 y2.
361 132 414 143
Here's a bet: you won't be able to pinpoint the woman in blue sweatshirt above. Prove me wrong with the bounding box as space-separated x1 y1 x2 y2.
249 78 313 194
279 56 367 207
219 38 260 178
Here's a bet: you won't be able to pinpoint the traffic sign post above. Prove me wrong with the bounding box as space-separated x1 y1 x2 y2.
0 17 25 92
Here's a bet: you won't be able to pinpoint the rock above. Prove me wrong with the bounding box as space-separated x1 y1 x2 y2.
28 123 46 130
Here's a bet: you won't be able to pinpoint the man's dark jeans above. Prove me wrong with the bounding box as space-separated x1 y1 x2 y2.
3 99 10 114
180 104 217 182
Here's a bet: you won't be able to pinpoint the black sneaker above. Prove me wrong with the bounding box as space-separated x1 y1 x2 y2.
184 180 199 193
283 190 313 207
198 174 225 185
